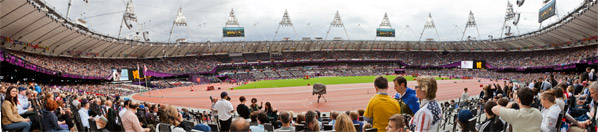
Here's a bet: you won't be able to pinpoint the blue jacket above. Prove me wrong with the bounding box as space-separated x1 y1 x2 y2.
394 87 420 113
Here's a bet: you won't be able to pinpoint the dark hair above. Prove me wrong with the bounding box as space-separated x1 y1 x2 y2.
484 101 498 116
264 102 273 112
129 102 139 109
497 99 509 106
250 111 259 124
124 100 131 107
45 100 58 111
251 98 257 103
279 111 291 124
374 76 388 89
330 111 339 120
239 96 246 102
257 112 269 124
553 87 564 98
5 86 18 106
305 110 317 130
517 88 534 106
393 76 407 87
464 88 468 91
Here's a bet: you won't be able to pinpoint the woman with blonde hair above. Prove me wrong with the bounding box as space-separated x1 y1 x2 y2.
334 113 356 132
158 105 185 132
408 76 442 132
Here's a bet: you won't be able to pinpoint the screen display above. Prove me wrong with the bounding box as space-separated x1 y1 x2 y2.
538 0 556 23
461 61 473 69
120 69 129 81
376 28 395 37
223 27 245 37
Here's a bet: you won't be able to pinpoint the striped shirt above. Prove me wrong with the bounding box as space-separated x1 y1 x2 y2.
409 99 442 132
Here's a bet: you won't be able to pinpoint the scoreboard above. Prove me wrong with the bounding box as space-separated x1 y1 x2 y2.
223 27 245 37
376 28 395 37
461 60 486 69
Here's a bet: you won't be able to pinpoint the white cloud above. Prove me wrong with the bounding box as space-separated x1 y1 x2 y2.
44 0 583 42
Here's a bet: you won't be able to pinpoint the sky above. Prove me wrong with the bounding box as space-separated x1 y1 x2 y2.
42 0 584 42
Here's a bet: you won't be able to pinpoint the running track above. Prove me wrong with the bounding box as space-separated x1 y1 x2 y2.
133 79 495 112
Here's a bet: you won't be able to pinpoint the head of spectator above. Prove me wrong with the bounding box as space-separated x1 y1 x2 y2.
415 76 437 100
553 87 564 99
393 76 408 94
256 112 268 125
358 110 365 117
363 123 373 132
239 96 246 104
335 113 356 132
45 100 58 112
264 102 273 112
230 117 250 131
374 76 389 93
457 109 474 131
221 92 228 99
124 100 131 110
385 114 406 132
161 105 182 126
589 81 598 102
330 111 339 121
18 87 27 96
279 111 292 127
81 99 90 109
463 88 468 93
540 90 556 109
517 88 535 107
251 98 257 104
5 86 18 106
296 113 306 124
484 101 498 119
305 110 320 131
350 111 359 121
250 111 259 125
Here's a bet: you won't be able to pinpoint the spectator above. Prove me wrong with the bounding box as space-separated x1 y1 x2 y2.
305 110 320 132
295 113 305 126
1 86 31 132
334 113 356 132
328 111 338 128
16 87 32 116
55 100 74 130
350 111 364 132
159 105 185 132
250 112 268 132
264 102 278 123
41 100 68 132
582 67 591 82
461 88 469 102
541 78 552 91
477 101 503 132
78 99 91 131
392 76 419 115
385 114 406 132
122 101 150 132
364 76 401 132
274 111 294 132
457 110 474 132
213 92 234 132
119 100 131 117
230 117 250 132
363 123 372 132
104 99 121 131
237 96 251 119
540 90 561 132
250 98 262 112
408 76 442 132
553 88 565 111
492 87 542 131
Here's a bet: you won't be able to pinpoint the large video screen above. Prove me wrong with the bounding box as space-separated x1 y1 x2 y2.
376 28 395 37
120 69 129 81
223 27 245 37
461 61 473 69
538 0 556 23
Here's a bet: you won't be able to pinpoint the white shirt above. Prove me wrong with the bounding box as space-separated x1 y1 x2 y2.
213 99 234 121
79 108 90 128
119 108 128 118
461 92 469 101
409 99 442 132
541 105 561 132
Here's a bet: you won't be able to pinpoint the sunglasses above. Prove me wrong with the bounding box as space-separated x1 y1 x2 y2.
414 86 420 89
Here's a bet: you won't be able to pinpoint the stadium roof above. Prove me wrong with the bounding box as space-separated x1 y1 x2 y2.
0 0 597 58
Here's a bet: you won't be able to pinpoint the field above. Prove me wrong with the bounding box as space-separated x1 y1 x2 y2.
234 75 456 89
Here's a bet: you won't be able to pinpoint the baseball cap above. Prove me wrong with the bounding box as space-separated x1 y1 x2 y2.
18 87 27 91
221 92 228 98
458 109 473 122
80 99 89 106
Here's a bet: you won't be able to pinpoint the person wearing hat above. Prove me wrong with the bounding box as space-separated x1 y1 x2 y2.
457 109 474 132
16 87 33 116
78 99 92 131
213 91 234 131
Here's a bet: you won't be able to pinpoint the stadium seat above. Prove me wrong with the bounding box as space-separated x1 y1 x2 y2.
208 123 218 132
323 124 333 130
295 124 304 131
157 123 173 132
365 128 377 132
264 123 274 131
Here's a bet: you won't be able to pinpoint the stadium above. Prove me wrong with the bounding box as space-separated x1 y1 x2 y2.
0 0 597 131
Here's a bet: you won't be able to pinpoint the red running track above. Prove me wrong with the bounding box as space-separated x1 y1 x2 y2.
133 79 495 112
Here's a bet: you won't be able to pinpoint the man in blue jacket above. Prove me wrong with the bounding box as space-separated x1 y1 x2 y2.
392 76 420 115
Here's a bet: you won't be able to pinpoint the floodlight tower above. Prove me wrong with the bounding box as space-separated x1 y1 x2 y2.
168 7 189 43
117 0 137 39
418 13 441 42
461 11 481 41
324 11 350 40
273 9 298 41
375 12 396 40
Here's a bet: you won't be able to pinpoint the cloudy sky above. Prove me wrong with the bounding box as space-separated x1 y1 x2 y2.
43 0 583 42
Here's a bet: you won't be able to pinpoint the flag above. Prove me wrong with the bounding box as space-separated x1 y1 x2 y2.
143 64 147 79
